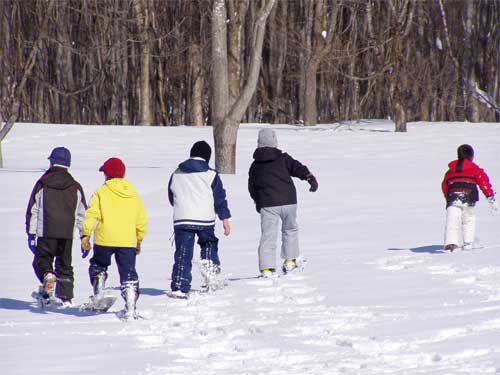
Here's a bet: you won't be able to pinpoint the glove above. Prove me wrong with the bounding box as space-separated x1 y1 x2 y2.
81 235 91 258
256 205 261 213
27 234 36 255
487 195 498 214
306 174 318 192
136 242 141 255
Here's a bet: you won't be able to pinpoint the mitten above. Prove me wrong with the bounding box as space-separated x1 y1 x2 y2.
306 174 318 192
487 195 498 214
27 234 36 255
81 235 91 258
136 242 141 255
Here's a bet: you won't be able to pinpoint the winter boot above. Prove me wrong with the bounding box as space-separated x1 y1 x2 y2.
42 273 56 299
92 271 107 296
260 268 277 278
59 299 73 308
282 259 298 274
444 244 459 252
463 242 473 251
121 281 138 319
168 290 189 299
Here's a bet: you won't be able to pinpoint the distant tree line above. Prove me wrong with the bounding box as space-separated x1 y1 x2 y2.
1 0 499 131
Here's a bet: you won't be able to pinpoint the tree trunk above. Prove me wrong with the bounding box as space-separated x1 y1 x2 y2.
464 1 479 122
303 62 319 126
212 0 276 174
132 0 153 126
227 0 249 107
212 0 230 169
299 0 314 123
303 0 339 126
388 0 415 132
214 118 238 173
268 0 288 123
189 43 204 126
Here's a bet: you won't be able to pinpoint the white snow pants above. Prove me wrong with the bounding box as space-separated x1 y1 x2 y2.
258 204 299 270
444 203 476 246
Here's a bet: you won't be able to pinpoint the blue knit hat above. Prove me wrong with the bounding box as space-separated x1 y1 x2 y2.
48 147 71 168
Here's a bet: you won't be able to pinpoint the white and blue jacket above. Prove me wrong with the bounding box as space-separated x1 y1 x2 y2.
168 157 231 226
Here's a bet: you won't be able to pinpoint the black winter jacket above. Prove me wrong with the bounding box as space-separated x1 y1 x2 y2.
248 147 311 210
26 167 87 239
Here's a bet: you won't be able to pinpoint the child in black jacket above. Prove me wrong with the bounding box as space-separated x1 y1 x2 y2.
248 129 318 277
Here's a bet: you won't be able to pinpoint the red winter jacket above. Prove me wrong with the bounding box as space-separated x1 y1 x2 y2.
441 159 494 206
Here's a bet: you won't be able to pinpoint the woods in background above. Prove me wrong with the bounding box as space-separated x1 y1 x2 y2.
1 0 499 128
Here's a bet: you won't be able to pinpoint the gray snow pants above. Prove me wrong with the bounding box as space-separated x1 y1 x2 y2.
258 204 299 270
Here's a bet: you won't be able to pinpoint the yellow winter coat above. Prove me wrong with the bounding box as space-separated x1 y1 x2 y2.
83 179 148 247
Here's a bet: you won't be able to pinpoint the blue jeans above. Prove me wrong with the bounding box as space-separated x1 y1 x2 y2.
89 245 139 297
171 225 219 293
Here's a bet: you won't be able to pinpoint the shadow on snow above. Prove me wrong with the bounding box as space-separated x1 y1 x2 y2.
388 245 445 254
0 297 112 317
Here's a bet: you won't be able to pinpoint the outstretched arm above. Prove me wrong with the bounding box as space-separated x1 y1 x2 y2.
284 153 318 191
284 153 310 180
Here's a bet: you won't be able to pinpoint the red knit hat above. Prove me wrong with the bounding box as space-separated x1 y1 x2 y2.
99 157 126 178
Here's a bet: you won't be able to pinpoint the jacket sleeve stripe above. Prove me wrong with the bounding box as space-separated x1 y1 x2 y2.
75 189 86 237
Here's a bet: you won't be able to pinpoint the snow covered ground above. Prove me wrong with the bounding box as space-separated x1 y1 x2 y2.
1 120 500 375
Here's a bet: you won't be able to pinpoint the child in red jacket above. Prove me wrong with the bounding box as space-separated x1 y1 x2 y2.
441 144 496 251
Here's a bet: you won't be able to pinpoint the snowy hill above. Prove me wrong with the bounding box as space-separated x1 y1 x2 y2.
1 120 500 375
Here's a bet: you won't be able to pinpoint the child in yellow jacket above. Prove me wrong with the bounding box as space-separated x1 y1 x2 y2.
81 157 147 319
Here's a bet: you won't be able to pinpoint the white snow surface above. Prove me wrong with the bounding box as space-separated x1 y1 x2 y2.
1 120 500 375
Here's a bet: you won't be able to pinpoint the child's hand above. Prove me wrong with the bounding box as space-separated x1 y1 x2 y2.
27 234 36 255
306 174 318 192
223 219 231 236
81 235 91 258
487 195 498 214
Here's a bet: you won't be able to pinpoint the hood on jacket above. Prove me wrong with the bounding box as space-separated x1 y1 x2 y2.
448 158 477 173
40 168 76 190
253 147 282 163
178 158 209 173
104 178 136 198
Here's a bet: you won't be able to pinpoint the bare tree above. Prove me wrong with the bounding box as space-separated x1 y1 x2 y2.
0 0 55 168
186 0 206 126
387 0 416 132
303 0 340 126
1 1 499 129
227 0 250 106
132 0 153 126
266 0 288 123
211 0 276 174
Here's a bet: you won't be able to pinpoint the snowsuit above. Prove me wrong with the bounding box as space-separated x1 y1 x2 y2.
83 178 148 302
248 130 313 271
26 166 86 300
441 158 494 247
168 157 231 293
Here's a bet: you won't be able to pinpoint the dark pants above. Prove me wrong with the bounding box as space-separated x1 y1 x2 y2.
171 225 219 293
89 245 139 300
32 237 74 300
